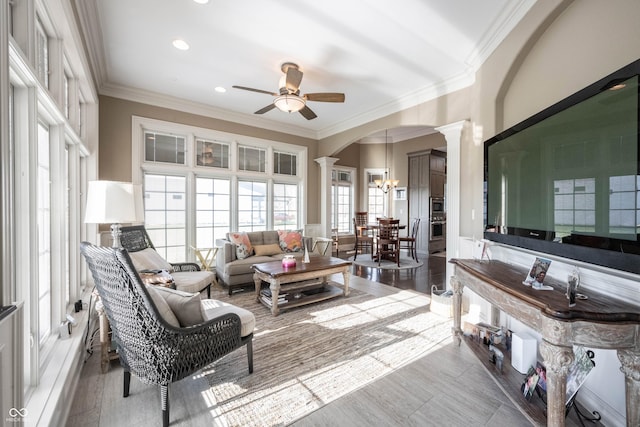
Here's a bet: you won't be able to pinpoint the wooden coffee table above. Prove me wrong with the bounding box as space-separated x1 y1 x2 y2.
253 257 351 316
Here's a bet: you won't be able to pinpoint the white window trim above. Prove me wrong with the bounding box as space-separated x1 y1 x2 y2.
131 116 308 236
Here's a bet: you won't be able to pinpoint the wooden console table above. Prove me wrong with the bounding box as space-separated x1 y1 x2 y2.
450 258 640 427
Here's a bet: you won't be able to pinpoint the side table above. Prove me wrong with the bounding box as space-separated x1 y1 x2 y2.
191 246 219 286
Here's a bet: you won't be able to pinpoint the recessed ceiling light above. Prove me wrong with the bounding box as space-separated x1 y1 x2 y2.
609 83 626 91
193 0 209 3
214 87 226 93
172 39 189 51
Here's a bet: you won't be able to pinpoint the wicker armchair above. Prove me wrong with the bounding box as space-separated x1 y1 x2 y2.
80 242 254 427
120 225 215 298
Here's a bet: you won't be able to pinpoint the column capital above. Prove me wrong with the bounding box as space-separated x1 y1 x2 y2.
314 156 339 168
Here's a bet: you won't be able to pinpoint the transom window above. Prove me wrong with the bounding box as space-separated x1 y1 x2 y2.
144 131 186 165
274 151 297 176
238 145 266 172
196 139 229 168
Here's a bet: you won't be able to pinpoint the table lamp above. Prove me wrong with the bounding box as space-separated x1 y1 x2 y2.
84 180 143 247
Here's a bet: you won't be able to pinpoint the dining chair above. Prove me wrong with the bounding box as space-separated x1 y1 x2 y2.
354 212 370 237
399 218 420 261
376 218 400 266
353 217 374 260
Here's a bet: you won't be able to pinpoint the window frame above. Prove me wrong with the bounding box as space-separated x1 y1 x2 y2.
131 116 307 257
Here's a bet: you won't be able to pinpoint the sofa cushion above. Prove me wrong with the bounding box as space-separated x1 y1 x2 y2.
153 286 204 327
224 255 274 276
253 243 283 256
129 248 174 273
201 299 255 337
277 229 303 252
228 232 253 259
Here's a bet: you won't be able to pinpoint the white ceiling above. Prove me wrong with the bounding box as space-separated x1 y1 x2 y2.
77 0 534 141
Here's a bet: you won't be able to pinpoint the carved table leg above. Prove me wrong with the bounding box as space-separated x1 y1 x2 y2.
254 272 262 302
270 280 281 317
450 276 464 346
540 341 574 427
342 268 350 296
617 349 640 427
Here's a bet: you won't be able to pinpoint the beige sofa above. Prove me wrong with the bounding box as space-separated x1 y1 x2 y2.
216 230 314 295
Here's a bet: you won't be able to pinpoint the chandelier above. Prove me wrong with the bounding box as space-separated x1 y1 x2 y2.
374 129 399 194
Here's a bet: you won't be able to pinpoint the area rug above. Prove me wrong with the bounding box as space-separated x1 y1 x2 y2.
202 284 451 426
347 254 423 270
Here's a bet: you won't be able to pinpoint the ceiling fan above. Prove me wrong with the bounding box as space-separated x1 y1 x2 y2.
232 62 345 120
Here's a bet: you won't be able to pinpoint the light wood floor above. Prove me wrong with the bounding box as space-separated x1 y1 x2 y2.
66 259 597 427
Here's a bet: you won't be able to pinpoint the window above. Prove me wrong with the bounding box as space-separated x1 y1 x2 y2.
63 70 70 119
238 180 267 232
144 131 186 165
274 151 297 176
331 168 355 233
132 117 307 250
366 170 385 221
196 139 229 168
195 177 231 247
36 17 49 88
274 183 298 228
144 174 187 261
238 145 266 172
37 122 52 345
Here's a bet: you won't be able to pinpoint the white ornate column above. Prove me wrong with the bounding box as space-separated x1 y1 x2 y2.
314 156 339 238
618 349 640 426
435 120 466 287
540 340 574 427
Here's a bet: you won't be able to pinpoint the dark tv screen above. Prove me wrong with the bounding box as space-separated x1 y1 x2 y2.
484 60 640 274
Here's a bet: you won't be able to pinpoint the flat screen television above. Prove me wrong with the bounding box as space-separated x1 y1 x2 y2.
484 59 640 275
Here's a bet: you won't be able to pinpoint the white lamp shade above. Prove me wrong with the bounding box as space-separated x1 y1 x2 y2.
84 180 143 224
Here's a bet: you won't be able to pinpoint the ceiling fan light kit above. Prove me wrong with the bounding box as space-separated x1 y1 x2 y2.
233 61 345 120
274 94 305 113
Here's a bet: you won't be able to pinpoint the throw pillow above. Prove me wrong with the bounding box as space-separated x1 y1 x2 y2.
277 229 303 252
146 285 180 328
128 248 174 273
228 232 253 259
253 243 283 256
153 286 204 327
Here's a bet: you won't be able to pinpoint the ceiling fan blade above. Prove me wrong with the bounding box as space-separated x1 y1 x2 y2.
304 92 345 103
299 105 317 120
232 85 278 96
254 104 276 115
285 67 303 92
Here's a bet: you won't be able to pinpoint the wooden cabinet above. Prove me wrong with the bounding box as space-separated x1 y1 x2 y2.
407 150 446 255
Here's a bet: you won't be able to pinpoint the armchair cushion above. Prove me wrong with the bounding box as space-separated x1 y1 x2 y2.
153 286 204 327
129 248 174 273
228 232 253 259
253 243 283 256
146 286 181 327
201 299 255 337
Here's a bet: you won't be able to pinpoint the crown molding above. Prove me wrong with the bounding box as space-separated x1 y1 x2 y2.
73 0 107 91
466 0 536 69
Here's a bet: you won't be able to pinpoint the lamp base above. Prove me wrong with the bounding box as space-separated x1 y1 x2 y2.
110 223 122 248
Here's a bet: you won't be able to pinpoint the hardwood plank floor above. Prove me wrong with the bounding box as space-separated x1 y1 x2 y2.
66 254 599 426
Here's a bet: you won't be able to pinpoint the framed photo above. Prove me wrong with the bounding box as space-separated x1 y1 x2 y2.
394 187 407 200
523 257 553 290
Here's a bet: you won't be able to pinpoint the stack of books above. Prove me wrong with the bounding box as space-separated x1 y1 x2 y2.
259 288 288 307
